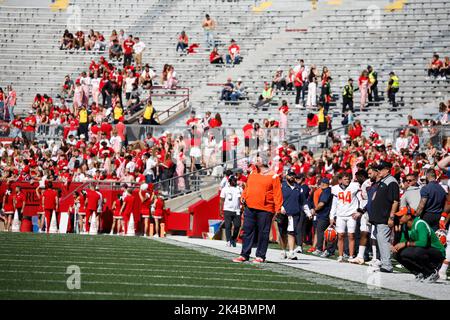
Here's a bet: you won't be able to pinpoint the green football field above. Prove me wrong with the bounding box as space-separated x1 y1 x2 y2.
0 233 419 300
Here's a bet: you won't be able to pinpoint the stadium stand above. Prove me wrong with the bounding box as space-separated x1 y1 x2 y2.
0 0 450 286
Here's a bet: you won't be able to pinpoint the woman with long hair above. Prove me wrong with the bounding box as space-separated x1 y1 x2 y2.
176 148 186 191
306 66 317 108
358 70 369 111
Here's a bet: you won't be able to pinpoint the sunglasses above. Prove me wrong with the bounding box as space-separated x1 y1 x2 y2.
405 179 414 182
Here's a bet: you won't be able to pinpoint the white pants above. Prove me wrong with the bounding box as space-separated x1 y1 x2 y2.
336 216 357 234
360 212 371 233
306 82 317 107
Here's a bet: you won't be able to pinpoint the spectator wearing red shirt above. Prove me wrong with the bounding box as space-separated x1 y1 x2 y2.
348 120 363 140
122 35 135 67
42 182 59 234
23 110 36 142
186 111 200 127
407 115 420 128
428 53 443 78
209 113 222 128
209 47 224 64
226 39 241 65
10 114 23 139
100 118 113 139
176 31 189 53
243 119 255 157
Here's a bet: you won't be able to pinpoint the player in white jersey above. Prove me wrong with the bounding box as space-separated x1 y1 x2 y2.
330 172 361 262
348 170 371 264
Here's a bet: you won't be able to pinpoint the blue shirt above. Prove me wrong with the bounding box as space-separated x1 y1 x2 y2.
316 187 332 220
281 181 306 216
420 181 447 214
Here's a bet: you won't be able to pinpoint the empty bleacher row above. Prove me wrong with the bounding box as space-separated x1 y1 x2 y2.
183 0 450 132
0 0 308 113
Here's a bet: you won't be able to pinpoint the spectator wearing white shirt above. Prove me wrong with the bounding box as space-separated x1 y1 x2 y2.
395 129 409 153
143 152 157 183
219 175 242 247
123 70 136 102
139 64 156 89
90 72 101 108
133 37 145 69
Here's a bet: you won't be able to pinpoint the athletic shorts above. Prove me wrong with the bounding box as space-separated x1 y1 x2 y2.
360 212 371 233
4 211 13 215
277 214 300 236
336 216 357 234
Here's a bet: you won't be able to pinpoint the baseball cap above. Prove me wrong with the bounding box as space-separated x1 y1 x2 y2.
320 177 330 184
376 161 392 171
295 173 305 180
119 116 125 122
394 207 415 217
286 170 296 177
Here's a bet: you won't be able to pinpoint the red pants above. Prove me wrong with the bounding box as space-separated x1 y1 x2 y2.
122 211 131 234
85 209 96 232
44 209 54 233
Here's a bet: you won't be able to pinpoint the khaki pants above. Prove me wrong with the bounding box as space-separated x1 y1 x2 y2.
134 52 143 67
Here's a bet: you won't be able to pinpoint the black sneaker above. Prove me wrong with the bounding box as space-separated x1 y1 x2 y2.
379 267 393 273
415 273 425 282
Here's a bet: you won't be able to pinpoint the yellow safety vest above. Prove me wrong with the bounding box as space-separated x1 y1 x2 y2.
143 104 154 120
114 106 123 120
318 108 325 123
369 71 377 84
79 109 87 123
391 75 399 88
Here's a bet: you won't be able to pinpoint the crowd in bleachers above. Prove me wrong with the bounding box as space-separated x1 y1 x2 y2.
427 53 450 81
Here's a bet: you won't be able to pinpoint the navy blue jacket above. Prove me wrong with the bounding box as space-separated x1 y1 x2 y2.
281 180 307 216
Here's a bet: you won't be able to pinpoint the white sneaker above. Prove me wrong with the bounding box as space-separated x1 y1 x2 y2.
287 252 298 260
142 234 147 238
153 234 159 238
367 259 382 267
337 256 344 263
349 257 365 265
226 241 231 247
109 232 113 235
294 246 303 254
280 251 287 259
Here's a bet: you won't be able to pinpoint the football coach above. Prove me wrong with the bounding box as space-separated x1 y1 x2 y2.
233 155 283 263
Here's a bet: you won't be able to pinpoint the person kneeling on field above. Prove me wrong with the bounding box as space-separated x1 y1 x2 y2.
277 170 311 260
392 207 445 283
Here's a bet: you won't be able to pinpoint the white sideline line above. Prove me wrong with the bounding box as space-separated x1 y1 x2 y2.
0 258 259 271
169 236 450 300
0 278 355 296
0 288 226 300
1 263 290 278
0 253 226 265
1 269 311 286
